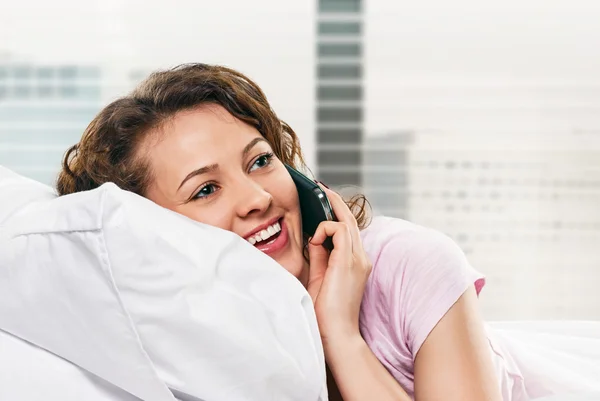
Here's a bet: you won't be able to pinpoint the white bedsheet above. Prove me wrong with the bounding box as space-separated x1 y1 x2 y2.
487 321 600 399
536 394 600 401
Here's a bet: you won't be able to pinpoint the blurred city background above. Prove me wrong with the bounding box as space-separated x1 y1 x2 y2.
1 0 599 320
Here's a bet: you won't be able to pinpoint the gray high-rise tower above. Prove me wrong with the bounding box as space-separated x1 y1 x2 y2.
315 0 363 188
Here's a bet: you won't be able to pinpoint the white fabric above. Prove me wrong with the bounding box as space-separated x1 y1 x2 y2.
0 328 141 401
486 321 600 399
536 395 600 401
0 166 327 401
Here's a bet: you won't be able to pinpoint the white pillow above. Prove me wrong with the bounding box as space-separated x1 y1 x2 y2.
0 329 141 401
0 166 56 224
0 166 326 401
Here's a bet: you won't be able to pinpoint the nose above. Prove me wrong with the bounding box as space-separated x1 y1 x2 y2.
234 179 273 218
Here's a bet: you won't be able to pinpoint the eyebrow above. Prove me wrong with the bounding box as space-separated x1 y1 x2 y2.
242 137 268 159
177 137 269 191
178 163 219 191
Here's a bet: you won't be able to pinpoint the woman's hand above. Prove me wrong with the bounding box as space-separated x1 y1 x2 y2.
306 186 411 401
306 184 372 345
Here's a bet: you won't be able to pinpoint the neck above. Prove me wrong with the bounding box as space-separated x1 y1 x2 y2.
298 259 310 288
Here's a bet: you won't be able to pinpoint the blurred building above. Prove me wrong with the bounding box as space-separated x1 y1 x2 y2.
315 0 364 187
0 57 102 186
364 129 600 319
1 0 598 322
362 131 412 219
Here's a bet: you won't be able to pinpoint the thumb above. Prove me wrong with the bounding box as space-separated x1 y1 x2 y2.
306 241 329 303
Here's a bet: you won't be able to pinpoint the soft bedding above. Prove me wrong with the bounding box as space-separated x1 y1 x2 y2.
0 165 327 401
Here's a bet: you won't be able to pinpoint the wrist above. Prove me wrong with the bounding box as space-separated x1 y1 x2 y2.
323 332 366 365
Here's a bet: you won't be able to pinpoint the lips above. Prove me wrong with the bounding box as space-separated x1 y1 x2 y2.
245 218 289 256
243 216 281 239
247 220 281 245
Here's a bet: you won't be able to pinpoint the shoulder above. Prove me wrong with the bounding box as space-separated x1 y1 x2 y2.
359 216 484 307
359 216 485 356
360 216 467 275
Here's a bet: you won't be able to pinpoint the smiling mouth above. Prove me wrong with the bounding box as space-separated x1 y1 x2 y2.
246 219 282 246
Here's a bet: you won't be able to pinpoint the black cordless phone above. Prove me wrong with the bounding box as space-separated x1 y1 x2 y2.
285 165 336 251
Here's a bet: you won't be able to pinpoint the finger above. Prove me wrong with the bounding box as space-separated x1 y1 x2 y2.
310 221 352 251
317 183 355 225
306 242 328 302
317 183 363 249
311 221 355 275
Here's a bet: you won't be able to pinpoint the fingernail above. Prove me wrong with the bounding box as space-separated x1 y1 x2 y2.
316 181 330 189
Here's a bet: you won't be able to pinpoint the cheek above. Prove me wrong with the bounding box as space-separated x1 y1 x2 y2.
271 170 300 212
146 185 232 230
181 204 232 230
270 170 303 248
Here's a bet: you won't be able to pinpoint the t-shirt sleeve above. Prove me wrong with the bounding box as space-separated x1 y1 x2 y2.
374 229 485 360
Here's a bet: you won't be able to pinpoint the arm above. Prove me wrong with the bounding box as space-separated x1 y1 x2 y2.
414 287 502 401
308 187 498 401
325 289 501 401
306 186 411 400
326 335 412 401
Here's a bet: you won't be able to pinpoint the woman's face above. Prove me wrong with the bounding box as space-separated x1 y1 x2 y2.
141 104 308 283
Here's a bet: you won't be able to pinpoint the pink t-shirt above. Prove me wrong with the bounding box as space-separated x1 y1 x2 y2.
358 216 600 400
358 216 487 398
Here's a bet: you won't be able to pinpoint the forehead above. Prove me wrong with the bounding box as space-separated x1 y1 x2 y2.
143 104 264 164
160 104 261 151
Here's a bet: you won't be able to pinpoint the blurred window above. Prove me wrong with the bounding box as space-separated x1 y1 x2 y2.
319 0 361 12
318 21 361 35
318 43 361 57
318 64 362 79
317 127 362 143
317 106 362 122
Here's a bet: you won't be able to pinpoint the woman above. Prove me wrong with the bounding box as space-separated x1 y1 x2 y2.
55 64 594 401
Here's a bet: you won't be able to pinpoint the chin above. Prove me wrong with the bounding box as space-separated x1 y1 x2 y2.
275 255 305 281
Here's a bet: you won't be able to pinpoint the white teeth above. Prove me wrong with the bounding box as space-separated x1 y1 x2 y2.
246 220 283 245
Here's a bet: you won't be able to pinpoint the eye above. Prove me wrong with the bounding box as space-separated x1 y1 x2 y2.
192 183 219 200
249 152 274 172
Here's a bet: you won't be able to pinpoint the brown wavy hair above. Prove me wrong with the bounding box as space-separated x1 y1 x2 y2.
56 63 371 229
